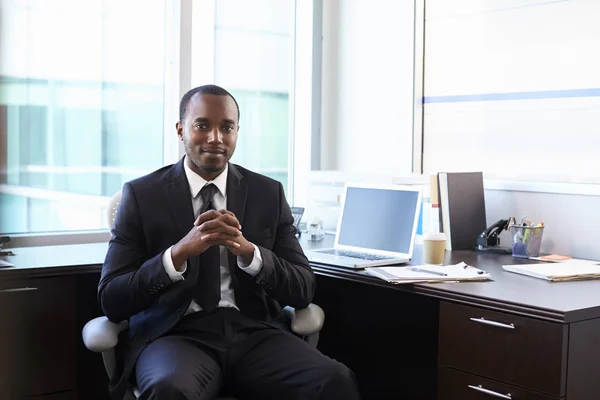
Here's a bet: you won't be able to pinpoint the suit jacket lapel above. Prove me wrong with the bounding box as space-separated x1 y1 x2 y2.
164 158 199 277
164 158 195 237
226 163 248 275
226 163 247 227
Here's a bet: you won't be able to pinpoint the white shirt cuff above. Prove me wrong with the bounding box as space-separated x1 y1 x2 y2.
162 246 187 282
237 243 263 276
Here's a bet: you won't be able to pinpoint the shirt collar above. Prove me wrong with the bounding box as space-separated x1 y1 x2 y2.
183 158 228 198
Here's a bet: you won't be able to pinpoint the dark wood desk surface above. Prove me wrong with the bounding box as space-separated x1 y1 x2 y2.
2 238 600 323
304 235 600 323
0 242 107 280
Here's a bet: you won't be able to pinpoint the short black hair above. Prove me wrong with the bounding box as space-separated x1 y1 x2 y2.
179 84 240 122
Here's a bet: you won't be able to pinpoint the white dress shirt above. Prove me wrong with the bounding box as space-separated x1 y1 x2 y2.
161 161 263 314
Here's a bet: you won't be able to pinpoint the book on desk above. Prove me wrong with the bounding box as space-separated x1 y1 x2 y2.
437 171 487 251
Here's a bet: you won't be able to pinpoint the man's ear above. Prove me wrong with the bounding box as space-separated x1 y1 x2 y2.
176 121 183 140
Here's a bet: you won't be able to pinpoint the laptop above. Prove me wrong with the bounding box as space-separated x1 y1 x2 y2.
305 183 422 269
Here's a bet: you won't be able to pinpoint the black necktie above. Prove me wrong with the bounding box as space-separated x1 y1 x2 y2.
194 183 221 312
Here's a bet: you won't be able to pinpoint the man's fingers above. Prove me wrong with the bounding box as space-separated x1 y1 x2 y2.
218 210 242 229
219 214 242 229
194 210 221 226
199 227 241 238
197 220 241 236
201 233 241 248
226 240 241 249
195 209 241 230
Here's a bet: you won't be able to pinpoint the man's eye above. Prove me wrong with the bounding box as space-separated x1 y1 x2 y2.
222 125 234 133
194 124 208 130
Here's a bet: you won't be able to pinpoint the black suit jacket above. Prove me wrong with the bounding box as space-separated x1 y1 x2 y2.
98 158 314 400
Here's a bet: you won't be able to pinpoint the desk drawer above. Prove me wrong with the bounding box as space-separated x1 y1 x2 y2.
0 277 76 398
439 366 558 400
439 302 567 396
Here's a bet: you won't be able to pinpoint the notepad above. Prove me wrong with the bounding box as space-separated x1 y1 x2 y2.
502 262 600 282
365 262 491 284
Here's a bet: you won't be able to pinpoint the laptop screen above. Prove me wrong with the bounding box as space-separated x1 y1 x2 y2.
337 186 420 254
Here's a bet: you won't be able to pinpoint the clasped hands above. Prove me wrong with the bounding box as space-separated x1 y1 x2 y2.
171 209 254 270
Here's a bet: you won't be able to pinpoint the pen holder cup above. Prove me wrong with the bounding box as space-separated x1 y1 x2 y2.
509 225 544 258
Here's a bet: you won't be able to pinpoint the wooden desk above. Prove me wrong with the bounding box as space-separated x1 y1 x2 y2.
305 236 600 399
2 242 600 399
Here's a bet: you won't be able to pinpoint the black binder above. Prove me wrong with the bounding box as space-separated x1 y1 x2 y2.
437 172 487 251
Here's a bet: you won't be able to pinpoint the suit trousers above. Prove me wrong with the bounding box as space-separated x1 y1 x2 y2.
135 307 361 400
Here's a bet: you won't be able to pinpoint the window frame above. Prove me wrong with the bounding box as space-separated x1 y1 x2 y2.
412 0 425 174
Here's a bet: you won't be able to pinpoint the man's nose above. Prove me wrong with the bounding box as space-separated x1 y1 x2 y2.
207 129 223 143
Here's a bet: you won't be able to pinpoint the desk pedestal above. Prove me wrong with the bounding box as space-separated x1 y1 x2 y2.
314 274 439 399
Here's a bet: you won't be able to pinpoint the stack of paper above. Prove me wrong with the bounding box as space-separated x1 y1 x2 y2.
365 262 491 284
502 261 600 282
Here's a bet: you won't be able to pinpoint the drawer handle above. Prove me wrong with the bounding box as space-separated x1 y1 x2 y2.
0 287 38 293
468 384 512 399
469 317 515 329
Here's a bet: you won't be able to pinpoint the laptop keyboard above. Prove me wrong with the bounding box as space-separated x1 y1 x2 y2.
317 249 394 261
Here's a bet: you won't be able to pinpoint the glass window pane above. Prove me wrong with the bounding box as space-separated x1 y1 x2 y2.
0 0 166 234
213 0 293 191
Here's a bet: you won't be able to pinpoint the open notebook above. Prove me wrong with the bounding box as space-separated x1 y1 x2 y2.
502 262 600 282
365 262 491 284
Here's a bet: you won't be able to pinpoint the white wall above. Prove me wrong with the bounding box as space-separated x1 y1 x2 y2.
320 0 415 175
486 189 600 261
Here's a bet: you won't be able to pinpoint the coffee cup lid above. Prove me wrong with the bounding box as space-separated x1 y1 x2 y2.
423 232 446 240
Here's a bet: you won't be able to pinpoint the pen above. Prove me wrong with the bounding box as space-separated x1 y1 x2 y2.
463 264 485 274
410 267 447 276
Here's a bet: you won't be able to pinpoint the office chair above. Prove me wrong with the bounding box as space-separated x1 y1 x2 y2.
82 190 325 400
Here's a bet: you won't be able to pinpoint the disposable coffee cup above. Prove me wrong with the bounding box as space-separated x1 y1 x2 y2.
423 232 446 265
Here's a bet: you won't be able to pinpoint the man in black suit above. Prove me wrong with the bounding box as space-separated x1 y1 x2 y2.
98 84 360 400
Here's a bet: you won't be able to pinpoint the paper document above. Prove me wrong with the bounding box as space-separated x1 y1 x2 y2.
502 261 600 282
0 260 14 268
365 262 491 284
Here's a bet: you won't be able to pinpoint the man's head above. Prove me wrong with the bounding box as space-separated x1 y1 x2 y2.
177 85 240 181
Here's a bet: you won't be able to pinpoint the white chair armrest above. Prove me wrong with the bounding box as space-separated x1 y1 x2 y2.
82 316 129 353
284 303 325 336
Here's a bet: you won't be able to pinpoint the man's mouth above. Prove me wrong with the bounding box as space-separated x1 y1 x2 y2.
201 148 226 155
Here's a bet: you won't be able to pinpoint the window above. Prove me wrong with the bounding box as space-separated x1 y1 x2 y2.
0 0 169 234
0 0 318 241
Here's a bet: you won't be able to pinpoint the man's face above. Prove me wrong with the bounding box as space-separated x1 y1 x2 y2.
177 93 239 180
